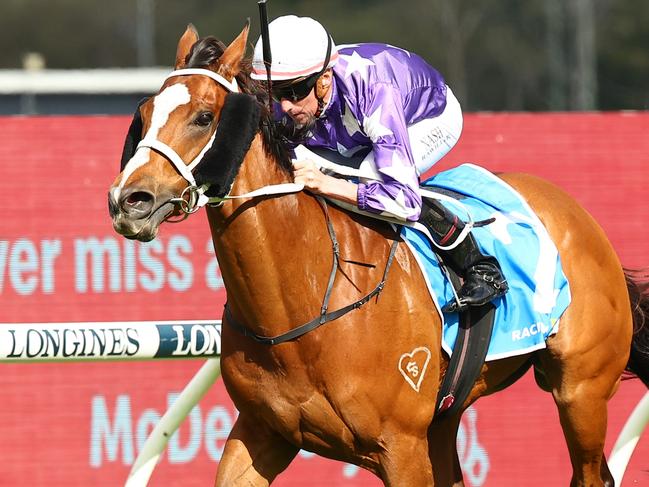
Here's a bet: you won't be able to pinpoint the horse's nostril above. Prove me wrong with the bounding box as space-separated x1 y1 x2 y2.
126 191 153 207
119 189 155 217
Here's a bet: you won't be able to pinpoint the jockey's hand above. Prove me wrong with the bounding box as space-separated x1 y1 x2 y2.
292 158 359 205
292 159 327 193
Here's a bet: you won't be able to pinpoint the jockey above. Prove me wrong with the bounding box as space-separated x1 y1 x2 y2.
251 15 508 312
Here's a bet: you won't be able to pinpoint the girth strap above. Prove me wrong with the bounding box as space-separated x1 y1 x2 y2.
224 197 399 346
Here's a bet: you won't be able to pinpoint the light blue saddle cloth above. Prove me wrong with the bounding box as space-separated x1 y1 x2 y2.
402 164 571 361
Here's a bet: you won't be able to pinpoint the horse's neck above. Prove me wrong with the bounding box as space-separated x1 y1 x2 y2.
207 137 326 335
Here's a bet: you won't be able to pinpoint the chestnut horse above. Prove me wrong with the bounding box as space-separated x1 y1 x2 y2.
108 24 649 486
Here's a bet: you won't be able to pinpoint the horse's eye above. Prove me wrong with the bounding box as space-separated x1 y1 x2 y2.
194 112 214 127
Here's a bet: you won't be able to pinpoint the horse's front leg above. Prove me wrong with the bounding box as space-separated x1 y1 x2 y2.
215 413 299 486
377 428 435 487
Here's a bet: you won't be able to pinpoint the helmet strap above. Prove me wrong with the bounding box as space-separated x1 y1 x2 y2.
314 97 326 118
313 34 333 118
314 79 328 118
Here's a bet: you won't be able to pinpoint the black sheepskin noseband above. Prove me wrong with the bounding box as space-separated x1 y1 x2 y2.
119 93 261 198
193 93 260 197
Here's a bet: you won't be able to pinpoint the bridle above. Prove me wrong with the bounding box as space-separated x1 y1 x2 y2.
124 67 304 219
129 68 237 217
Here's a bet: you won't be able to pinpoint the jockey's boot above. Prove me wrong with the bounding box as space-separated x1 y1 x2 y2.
419 198 508 313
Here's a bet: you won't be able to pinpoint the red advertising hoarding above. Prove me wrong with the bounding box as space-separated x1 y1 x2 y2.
0 113 647 486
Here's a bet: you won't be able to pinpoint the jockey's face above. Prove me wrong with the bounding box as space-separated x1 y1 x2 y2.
279 91 317 128
276 70 332 128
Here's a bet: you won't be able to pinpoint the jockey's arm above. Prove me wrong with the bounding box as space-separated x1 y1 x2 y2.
296 83 422 222
358 83 422 221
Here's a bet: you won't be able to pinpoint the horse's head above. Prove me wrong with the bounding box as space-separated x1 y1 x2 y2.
108 22 262 242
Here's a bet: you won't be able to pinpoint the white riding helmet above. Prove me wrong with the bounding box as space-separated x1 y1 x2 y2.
251 15 338 81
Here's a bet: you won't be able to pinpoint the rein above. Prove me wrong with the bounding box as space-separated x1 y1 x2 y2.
224 197 400 346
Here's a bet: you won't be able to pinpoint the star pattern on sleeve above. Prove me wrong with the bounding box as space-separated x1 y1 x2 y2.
341 104 362 137
374 190 420 221
362 106 393 142
378 151 419 186
340 51 375 79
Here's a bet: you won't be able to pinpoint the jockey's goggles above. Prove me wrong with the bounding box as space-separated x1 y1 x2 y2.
271 73 320 102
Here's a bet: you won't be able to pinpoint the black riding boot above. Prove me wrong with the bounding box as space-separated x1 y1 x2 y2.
419 198 508 313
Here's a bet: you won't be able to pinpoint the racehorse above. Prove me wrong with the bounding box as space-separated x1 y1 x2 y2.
108 23 649 486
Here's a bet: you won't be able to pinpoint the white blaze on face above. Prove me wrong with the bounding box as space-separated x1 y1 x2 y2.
113 83 191 201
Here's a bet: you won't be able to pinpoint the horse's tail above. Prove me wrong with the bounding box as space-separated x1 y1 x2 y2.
625 269 649 388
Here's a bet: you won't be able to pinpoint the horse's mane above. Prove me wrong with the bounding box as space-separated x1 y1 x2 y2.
185 37 293 175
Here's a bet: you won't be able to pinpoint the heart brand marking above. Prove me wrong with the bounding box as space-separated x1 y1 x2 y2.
398 347 431 393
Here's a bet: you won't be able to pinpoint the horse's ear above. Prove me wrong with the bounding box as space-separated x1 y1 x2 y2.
215 20 250 80
175 24 199 69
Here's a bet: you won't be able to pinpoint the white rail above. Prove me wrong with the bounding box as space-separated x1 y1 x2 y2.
0 320 221 362
0 68 169 94
0 320 224 487
125 358 222 487
609 391 649 485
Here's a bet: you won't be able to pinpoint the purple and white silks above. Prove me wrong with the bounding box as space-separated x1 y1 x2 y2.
280 43 460 221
